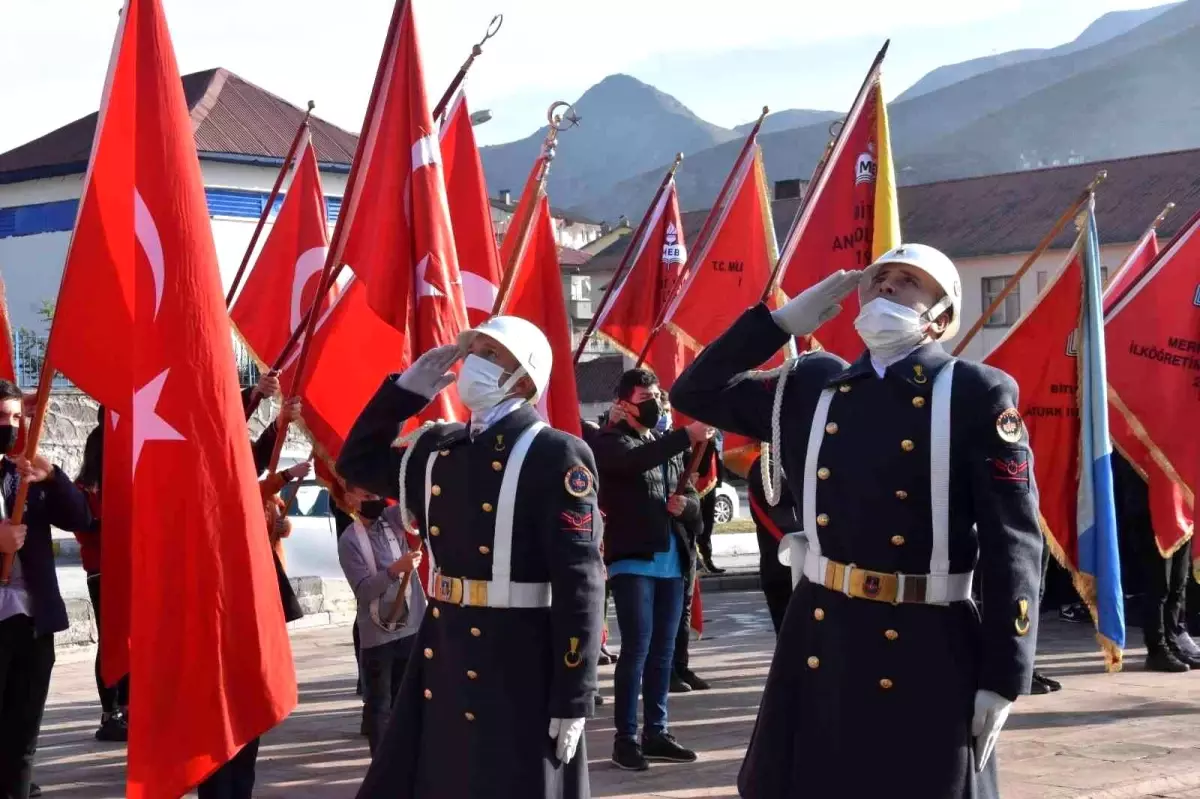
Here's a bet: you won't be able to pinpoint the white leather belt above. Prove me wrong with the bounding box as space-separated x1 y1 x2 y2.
801 548 973 605
431 570 552 609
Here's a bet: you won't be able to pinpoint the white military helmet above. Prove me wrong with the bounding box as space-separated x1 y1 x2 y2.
862 243 963 339
457 315 554 402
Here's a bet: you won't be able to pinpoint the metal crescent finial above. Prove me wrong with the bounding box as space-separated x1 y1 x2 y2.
482 14 503 44
547 101 581 131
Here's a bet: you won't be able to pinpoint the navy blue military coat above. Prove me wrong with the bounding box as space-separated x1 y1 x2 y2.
672 304 1044 799
338 379 604 799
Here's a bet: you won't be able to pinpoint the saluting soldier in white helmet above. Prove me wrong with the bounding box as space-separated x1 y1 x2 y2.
338 315 604 799
671 244 1044 798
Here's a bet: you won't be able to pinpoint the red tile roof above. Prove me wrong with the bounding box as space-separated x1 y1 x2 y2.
0 68 358 180
581 148 1200 274
557 246 593 267
574 355 624 404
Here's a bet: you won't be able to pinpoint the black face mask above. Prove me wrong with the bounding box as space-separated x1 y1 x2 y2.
0 425 17 455
634 398 662 429
359 499 388 521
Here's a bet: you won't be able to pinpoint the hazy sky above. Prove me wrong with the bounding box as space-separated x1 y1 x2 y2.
0 0 1171 154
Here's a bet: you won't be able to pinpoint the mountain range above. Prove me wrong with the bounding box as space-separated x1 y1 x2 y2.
479 0 1200 223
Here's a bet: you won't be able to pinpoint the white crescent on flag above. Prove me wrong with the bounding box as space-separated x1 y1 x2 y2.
289 246 330 333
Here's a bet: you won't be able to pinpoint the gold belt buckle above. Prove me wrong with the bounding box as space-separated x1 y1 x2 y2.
849 567 899 604
466 580 488 607
436 574 463 605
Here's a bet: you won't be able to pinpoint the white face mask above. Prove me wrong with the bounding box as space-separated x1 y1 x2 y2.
853 297 949 361
456 354 526 414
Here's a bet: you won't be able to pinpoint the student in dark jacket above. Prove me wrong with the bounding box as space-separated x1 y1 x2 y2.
0 379 94 799
590 368 713 772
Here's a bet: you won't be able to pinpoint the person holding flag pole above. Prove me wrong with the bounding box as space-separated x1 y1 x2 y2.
673 231 1045 795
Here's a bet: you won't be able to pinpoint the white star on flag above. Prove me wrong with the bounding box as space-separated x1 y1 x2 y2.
131 369 185 474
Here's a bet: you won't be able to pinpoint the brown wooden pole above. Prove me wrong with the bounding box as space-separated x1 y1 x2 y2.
225 102 315 309
432 14 503 124
573 154 684 363
952 170 1107 356
0 360 57 584
633 108 771 367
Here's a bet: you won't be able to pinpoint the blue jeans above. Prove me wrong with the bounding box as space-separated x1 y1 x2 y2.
610 574 685 739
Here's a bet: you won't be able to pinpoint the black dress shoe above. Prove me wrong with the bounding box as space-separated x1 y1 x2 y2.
612 737 648 771
668 673 693 693
29 784 42 798
595 693 605 706
1169 634 1200 668
1147 648 1190 673
678 668 710 690
1032 670 1062 693
701 559 726 575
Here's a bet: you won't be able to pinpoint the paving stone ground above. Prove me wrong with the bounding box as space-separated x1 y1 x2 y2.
30 590 1200 798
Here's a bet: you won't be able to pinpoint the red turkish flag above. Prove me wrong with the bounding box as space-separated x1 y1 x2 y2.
664 146 782 357
441 90 503 326
335 0 466 339
230 139 334 366
596 180 691 387
985 249 1086 568
776 80 896 361
1106 213 1200 573
43 2 297 794
500 193 582 437
1104 225 1158 308
0 275 15 384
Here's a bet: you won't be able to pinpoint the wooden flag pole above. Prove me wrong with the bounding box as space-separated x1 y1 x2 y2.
572 153 684 363
491 101 581 315
634 107 770 368
0 360 57 584
225 102 315 309
952 170 1107 356
433 14 503 124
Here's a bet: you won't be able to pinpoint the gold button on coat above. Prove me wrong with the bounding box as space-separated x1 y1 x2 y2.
912 396 926 408
891 535 906 547
885 629 899 641
424 648 433 659
880 678 894 690
807 656 820 669
465 712 476 722
895 490 908 500
817 467 831 480
838 384 852 393
482 503 493 513
901 439 915 452
467 670 478 680
816 513 830 527
813 608 825 621
430 526 440 536
424 689 432 700
432 608 440 619
825 422 839 435
479 545 490 555
431 485 442 496
492 461 503 471
470 627 481 637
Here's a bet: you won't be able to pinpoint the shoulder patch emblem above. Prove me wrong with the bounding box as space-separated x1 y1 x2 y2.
564 464 595 498
996 408 1024 443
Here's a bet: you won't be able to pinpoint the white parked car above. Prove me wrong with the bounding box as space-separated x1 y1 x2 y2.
713 483 741 524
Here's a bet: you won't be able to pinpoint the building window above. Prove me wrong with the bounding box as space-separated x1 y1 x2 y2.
981 276 1020 328
1036 271 1048 294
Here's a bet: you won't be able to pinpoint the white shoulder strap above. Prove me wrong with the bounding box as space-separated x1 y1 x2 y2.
490 421 548 607
802 388 837 560
355 518 406 630
926 361 957 604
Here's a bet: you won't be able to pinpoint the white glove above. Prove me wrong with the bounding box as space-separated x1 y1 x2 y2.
771 270 862 337
971 689 1013 772
395 344 461 399
548 717 586 764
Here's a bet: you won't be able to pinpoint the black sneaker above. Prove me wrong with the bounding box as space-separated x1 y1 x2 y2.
668 673 692 693
1059 603 1091 624
1146 648 1190 673
598 649 615 667
95 712 128 743
679 669 710 691
29 784 42 798
642 731 697 763
612 737 648 771
595 694 605 706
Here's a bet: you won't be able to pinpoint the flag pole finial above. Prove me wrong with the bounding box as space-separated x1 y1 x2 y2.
1153 201 1176 230
1088 170 1108 192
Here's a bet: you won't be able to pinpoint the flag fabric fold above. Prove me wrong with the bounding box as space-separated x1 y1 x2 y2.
230 139 333 368
985 198 1124 669
1105 209 1200 579
776 75 899 361
41 0 298 794
440 90 503 326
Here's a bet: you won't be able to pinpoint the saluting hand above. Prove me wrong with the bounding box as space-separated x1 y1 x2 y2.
771 270 862 337
396 344 461 400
